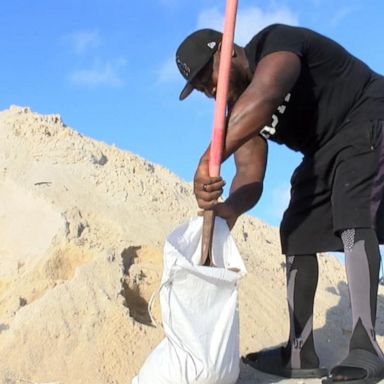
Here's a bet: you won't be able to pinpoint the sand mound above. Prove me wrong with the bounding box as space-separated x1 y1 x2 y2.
0 106 383 384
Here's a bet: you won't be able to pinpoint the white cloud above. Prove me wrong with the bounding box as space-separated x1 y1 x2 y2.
196 7 223 31
69 59 126 88
197 5 299 45
65 30 101 54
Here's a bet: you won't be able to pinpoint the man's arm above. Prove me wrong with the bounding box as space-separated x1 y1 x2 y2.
194 134 267 227
215 134 267 228
222 51 301 160
193 51 300 222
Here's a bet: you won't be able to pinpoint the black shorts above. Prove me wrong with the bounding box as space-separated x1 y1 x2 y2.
280 119 384 255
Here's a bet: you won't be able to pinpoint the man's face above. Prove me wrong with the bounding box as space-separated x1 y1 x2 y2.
191 52 249 105
191 60 217 99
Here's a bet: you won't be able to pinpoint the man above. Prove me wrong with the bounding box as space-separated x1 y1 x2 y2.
175 25 384 384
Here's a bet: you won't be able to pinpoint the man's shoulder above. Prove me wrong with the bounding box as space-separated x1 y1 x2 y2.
246 24 313 53
245 24 312 62
249 24 307 39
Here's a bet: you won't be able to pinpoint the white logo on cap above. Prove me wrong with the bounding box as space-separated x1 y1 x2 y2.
207 41 216 49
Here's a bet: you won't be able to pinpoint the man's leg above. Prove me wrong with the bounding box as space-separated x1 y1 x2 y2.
343 228 383 357
284 254 321 369
329 227 384 381
243 253 327 377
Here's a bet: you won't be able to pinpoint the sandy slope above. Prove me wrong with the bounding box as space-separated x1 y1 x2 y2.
0 106 383 384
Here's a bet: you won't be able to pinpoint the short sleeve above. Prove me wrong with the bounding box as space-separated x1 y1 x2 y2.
259 24 308 59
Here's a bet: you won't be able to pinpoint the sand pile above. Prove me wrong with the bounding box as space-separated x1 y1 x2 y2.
0 106 383 384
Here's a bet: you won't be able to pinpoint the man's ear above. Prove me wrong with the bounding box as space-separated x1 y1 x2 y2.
232 45 237 57
212 45 221 71
217 41 236 57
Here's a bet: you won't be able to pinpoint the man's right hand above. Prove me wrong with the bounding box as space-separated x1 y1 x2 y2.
193 159 225 210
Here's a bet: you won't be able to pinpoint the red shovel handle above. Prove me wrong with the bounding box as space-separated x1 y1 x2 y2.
201 0 238 266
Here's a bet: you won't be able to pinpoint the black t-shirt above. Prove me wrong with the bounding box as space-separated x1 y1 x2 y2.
245 24 384 155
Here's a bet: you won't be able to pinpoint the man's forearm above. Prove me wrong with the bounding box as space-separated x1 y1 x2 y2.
224 180 263 217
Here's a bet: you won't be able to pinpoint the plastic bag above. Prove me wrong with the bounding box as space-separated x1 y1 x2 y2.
132 217 246 384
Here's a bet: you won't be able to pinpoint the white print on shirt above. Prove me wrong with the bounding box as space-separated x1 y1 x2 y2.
260 93 291 139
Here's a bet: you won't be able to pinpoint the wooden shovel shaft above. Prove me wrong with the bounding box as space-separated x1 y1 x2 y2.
201 0 238 265
201 210 215 266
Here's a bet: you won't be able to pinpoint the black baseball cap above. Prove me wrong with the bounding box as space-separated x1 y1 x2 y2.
176 29 222 100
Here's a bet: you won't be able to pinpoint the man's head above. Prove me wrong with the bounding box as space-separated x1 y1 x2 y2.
175 29 222 100
176 29 251 104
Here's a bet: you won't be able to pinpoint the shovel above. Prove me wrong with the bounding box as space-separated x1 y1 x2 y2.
201 0 238 266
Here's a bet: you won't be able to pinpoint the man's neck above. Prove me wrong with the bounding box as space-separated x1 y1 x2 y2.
236 46 253 81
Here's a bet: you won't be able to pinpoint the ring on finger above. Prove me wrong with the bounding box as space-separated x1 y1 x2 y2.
202 183 208 192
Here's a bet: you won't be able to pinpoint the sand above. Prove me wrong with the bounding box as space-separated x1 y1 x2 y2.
0 106 383 384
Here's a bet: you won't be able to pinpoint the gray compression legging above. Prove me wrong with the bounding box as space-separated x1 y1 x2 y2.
285 228 383 371
285 254 319 369
341 228 383 359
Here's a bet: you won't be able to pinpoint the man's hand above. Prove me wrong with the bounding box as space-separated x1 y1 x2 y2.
193 158 225 210
194 157 239 229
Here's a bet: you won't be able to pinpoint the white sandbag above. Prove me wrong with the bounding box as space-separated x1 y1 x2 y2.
132 216 246 384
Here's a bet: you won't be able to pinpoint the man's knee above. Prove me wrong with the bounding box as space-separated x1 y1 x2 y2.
340 228 379 253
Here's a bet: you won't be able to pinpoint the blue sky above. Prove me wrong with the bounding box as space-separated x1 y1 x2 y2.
1 0 383 228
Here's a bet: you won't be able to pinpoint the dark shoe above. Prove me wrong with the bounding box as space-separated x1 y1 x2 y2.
322 349 384 384
242 346 328 378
